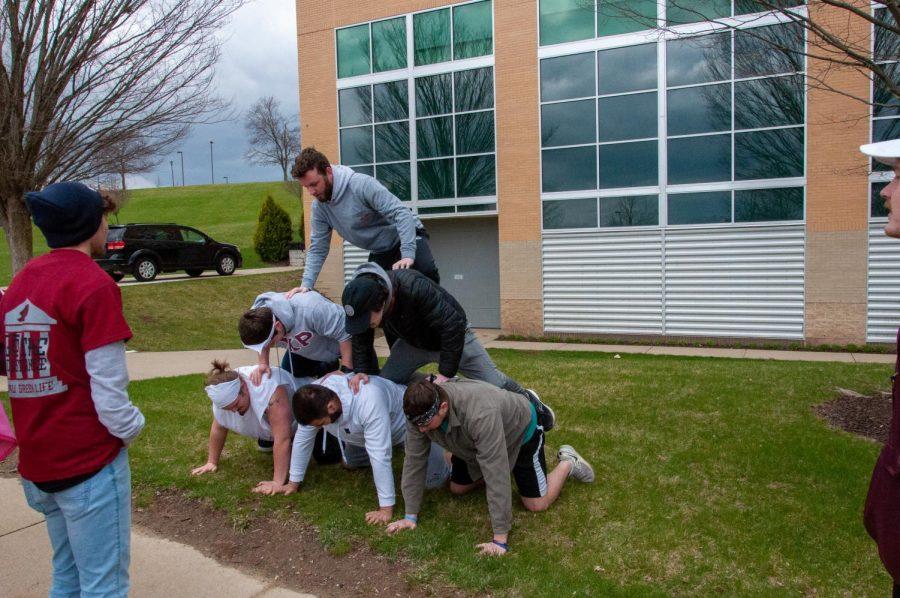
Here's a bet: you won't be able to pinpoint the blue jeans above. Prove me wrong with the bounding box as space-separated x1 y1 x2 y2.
22 448 132 598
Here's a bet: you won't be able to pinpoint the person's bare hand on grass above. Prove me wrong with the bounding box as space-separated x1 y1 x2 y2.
386 518 416 534
252 481 295 495
191 462 217 476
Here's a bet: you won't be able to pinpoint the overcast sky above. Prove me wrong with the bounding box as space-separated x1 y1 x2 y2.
141 0 299 188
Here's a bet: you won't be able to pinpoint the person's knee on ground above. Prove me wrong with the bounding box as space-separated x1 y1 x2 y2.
449 480 481 495
521 495 554 512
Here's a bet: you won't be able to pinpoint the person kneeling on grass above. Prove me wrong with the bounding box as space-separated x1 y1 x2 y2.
263 374 450 525
192 360 305 494
386 377 594 556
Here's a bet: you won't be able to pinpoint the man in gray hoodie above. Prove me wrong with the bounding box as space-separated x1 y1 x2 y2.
286 147 439 298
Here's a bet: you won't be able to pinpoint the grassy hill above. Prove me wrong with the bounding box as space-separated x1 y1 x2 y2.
0 181 302 283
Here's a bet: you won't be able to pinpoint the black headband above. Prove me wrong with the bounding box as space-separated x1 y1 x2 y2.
407 383 442 427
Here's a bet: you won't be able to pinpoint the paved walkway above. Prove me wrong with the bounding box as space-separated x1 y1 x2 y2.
117 265 299 287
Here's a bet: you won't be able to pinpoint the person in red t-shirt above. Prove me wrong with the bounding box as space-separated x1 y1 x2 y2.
3 182 145 597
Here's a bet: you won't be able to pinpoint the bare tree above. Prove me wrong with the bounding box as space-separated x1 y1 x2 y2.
245 97 301 182
0 0 245 274
92 130 187 193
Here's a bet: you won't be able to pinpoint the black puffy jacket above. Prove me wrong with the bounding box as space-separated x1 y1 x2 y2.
352 269 467 378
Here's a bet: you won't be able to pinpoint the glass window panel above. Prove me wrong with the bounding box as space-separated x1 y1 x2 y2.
419 205 456 215
340 126 373 165
598 0 656 37
600 195 658 227
372 18 406 73
455 67 494 112
374 81 409 123
418 158 455 199
875 8 899 63
735 0 805 15
458 202 497 212
598 43 657 95
874 64 900 118
875 118 900 144
539 0 595 46
734 127 804 180
337 24 370 79
541 53 595 102
599 140 658 188
457 155 496 197
668 191 732 225
667 134 731 184
734 187 803 222
414 8 451 66
667 83 731 136
339 86 372 127
416 116 453 158
872 182 890 218
354 165 375 177
375 162 411 201
374 122 410 163
667 33 731 87
416 74 453 117
734 23 804 78
542 198 598 229
542 146 597 192
454 0 493 59
541 100 596 147
666 0 730 24
456 112 495 155
599 92 657 142
734 75 804 129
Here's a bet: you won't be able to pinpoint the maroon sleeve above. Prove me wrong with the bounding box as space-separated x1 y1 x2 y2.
78 280 132 353
0 291 6 376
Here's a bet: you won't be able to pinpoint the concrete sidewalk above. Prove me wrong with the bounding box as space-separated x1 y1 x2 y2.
0 478 312 598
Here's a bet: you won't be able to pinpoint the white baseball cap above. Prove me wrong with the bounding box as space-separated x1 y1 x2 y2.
860 138 900 166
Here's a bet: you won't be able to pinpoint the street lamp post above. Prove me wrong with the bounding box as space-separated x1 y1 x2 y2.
177 151 185 186
224 176 229 184
170 160 175 187
209 140 214 185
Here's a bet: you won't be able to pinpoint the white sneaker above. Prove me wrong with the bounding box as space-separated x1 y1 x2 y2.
557 445 594 483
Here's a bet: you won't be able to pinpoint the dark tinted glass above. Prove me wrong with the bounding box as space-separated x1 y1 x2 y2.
668 192 732 225
734 127 804 180
416 117 453 158
540 0 594 45
734 75 804 129
374 80 408 122
339 86 372 126
372 17 406 72
418 158 454 199
667 84 731 136
453 0 493 59
419 205 455 215
735 0 805 15
542 146 597 192
416 73 453 116
374 122 409 162
456 112 495 155
337 24 370 78
598 92 657 141
353 165 375 177
340 126 373 165
541 53 595 101
414 9 451 66
542 198 598 229
598 43 657 94
734 187 803 222
598 0 656 37
542 100 596 147
455 67 494 112
599 140 658 188
667 33 731 87
667 134 731 184
600 195 658 227
872 182 890 218
874 64 900 118
457 202 497 213
376 162 411 201
874 117 900 144
875 8 899 62
457 155 496 197
734 23 804 78
667 0 730 24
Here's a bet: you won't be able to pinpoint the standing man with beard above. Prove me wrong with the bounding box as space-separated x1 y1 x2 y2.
286 147 440 298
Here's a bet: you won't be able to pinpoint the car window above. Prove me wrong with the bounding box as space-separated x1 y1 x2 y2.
181 228 206 243
157 226 182 241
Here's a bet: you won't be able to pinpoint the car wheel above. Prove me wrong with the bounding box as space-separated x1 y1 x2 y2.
216 253 236 276
185 269 203 277
133 257 159 282
107 271 125 282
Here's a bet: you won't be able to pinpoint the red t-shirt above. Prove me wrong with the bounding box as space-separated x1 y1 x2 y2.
2 249 133 482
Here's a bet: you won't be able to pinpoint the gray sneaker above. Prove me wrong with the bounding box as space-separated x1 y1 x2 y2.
557 445 594 483
525 389 555 432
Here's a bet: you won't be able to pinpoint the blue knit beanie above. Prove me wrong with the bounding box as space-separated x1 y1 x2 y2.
25 182 105 248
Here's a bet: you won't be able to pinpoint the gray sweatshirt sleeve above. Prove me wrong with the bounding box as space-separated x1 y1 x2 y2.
85 342 145 445
362 176 418 261
313 300 351 343
301 204 334 289
400 423 431 516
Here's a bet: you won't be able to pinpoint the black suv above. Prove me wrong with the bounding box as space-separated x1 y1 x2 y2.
96 224 242 282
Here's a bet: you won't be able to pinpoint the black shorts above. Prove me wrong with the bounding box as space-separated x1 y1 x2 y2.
449 428 547 499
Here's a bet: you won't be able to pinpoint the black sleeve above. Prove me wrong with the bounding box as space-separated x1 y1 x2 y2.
409 276 466 378
352 328 380 375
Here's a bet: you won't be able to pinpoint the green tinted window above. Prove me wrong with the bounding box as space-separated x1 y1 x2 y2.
667 0 730 25
418 159 454 199
456 112 495 155
599 92 657 141
340 126 373 165
540 0 594 46
416 73 453 117
454 1 493 59
372 18 406 73
734 128 803 181
542 146 597 192
600 195 658 227
734 23 803 78
734 75 804 129
373 81 408 123
455 67 494 112
338 86 372 127
668 192 732 225
598 141 658 188
416 117 453 158
667 134 731 184
734 188 803 222
374 122 410 163
873 182 890 218
543 198 598 229
667 84 731 136
598 0 656 37
457 155 496 197
542 100 596 147
376 162 411 201
414 9 451 66
337 24 370 78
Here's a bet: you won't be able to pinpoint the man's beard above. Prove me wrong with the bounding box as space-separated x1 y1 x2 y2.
319 177 333 202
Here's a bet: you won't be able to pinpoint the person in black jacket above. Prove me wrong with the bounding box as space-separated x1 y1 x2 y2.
341 262 555 430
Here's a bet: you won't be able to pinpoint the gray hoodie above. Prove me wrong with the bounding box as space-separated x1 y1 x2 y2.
302 165 423 289
251 291 349 364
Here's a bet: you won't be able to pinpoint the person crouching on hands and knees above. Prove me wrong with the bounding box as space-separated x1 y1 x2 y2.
386 377 595 556
192 360 300 494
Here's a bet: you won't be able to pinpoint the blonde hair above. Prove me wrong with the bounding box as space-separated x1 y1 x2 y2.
205 359 239 386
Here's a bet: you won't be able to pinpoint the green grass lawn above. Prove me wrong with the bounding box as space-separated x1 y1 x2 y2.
0 181 301 283
126 350 892 596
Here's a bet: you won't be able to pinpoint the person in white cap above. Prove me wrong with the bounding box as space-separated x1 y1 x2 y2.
860 137 900 598
191 360 307 494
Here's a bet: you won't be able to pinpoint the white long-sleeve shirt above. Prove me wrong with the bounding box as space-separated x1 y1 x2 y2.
289 374 407 507
84 342 144 445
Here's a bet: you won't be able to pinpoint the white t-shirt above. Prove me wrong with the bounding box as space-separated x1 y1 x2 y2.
212 366 299 441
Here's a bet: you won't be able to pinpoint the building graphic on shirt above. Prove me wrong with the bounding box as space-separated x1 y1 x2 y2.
4 299 68 398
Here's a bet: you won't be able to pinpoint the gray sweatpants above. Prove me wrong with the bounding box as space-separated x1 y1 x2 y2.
343 441 450 489
379 329 526 395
